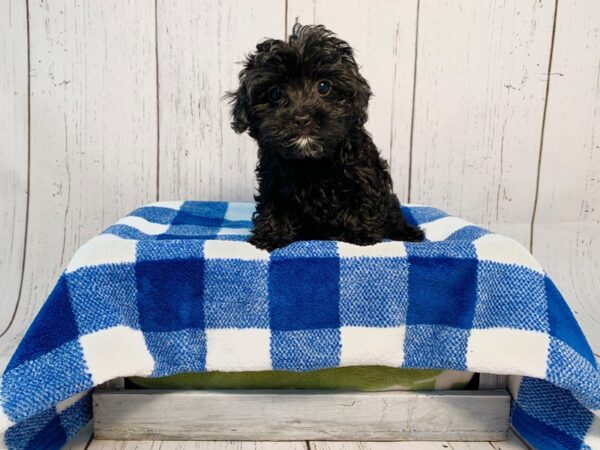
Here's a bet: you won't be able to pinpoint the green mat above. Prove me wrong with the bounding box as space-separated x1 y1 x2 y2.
130 366 474 391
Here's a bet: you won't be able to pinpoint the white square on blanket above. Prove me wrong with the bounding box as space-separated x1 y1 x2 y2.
474 234 544 274
80 326 154 384
206 328 272 371
340 326 406 367
204 240 269 261
421 216 473 241
217 227 252 236
145 200 184 210
224 202 255 221
115 216 170 235
337 241 407 258
56 391 87 413
0 406 14 432
66 235 137 273
466 328 549 379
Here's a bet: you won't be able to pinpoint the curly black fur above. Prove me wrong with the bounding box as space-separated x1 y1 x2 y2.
227 24 424 251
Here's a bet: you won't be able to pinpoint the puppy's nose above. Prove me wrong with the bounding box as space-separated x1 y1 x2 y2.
294 114 311 128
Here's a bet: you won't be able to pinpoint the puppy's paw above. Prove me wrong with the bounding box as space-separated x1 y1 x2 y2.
388 224 425 243
402 225 425 242
248 233 292 252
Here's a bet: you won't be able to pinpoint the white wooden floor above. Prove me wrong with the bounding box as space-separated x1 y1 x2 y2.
67 428 529 450
83 433 528 450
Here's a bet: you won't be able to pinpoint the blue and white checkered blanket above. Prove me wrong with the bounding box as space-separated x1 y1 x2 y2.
1 201 599 449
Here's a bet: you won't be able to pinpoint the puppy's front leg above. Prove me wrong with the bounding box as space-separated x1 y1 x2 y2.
249 212 298 251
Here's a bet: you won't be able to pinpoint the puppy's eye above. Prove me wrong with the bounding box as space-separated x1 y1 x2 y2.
317 80 331 95
268 87 284 102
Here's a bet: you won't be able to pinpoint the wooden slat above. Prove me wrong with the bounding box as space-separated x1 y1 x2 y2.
89 441 308 450
478 374 508 390
0 0 28 339
0 0 158 368
531 0 600 355
93 390 509 442
447 443 494 450
286 0 418 200
309 442 451 449
156 0 285 202
490 429 530 449
409 0 556 246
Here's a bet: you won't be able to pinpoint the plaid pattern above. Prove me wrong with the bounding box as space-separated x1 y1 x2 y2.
1 201 599 449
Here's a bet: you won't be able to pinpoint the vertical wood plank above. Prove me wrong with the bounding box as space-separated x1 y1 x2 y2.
286 0 418 200
532 0 600 354
0 0 28 336
0 0 158 368
157 0 285 202
410 0 555 246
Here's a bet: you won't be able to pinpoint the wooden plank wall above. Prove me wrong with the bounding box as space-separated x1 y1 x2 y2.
1 0 599 366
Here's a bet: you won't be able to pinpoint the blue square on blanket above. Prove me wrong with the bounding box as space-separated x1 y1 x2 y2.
162 201 228 238
268 242 340 331
515 376 595 440
4 408 65 450
473 261 548 332
174 201 228 226
58 392 93 442
406 256 478 329
446 226 488 242
510 402 584 450
67 264 140 334
406 240 477 259
401 206 448 226
137 239 204 261
271 329 341 370
403 325 469 370
340 257 409 327
546 278 597 366
205 260 269 328
1 341 92 422
144 329 207 376
6 277 79 371
136 258 205 332
102 225 154 240
130 205 180 224
546 338 600 406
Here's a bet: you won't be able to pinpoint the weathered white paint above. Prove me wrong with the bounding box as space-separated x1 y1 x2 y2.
532 0 600 355
0 0 28 337
287 0 417 200
157 0 284 202
0 0 158 370
409 0 556 247
93 389 509 441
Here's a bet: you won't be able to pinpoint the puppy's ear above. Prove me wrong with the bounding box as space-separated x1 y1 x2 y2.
337 44 373 126
227 63 252 133
351 72 372 126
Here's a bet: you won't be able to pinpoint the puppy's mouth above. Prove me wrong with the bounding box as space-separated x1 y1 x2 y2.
293 135 315 148
282 135 325 159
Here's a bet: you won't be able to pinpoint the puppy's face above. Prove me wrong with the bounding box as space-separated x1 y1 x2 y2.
228 24 371 159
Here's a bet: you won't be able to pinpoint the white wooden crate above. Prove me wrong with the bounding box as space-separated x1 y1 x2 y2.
92 374 510 442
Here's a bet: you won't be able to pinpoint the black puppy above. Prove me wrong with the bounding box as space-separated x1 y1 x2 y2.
228 24 424 251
